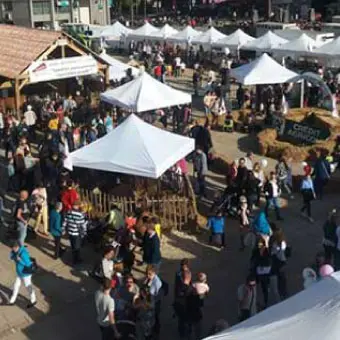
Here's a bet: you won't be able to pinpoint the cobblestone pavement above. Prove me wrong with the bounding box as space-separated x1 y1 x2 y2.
0 72 337 340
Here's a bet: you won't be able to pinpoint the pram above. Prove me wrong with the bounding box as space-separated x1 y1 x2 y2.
210 185 238 217
223 115 234 133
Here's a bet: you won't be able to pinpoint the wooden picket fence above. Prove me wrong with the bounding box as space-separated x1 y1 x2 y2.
79 188 195 231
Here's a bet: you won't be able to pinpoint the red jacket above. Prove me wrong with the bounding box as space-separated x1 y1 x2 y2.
61 188 79 212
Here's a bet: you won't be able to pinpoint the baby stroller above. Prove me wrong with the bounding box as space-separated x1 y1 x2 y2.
223 114 234 133
210 185 238 217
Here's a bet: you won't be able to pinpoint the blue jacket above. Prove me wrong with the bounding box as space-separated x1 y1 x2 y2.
253 211 271 235
49 209 63 237
10 246 32 278
314 158 331 181
207 216 225 234
143 233 161 265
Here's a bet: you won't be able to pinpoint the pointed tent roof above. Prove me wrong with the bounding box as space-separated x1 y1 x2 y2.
68 114 195 178
274 33 321 54
148 24 179 40
241 31 288 52
100 21 131 39
167 25 201 43
213 28 255 49
127 22 159 39
230 53 298 85
312 36 340 57
204 272 340 340
100 72 192 112
99 52 139 80
191 27 227 45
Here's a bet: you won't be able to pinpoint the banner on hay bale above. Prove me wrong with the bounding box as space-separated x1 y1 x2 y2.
273 116 331 145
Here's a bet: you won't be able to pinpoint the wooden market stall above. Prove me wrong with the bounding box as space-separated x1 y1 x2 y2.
0 24 110 114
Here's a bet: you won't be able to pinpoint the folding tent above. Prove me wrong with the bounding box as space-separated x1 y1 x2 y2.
100 72 192 112
167 25 201 44
100 21 131 40
148 24 178 40
241 31 288 52
273 33 321 56
99 52 139 80
127 22 159 40
68 114 195 178
191 27 227 45
204 272 340 340
230 53 298 85
212 29 255 49
311 36 340 57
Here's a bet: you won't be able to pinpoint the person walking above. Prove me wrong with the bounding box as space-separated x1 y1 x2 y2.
207 210 226 249
8 241 37 308
15 190 31 246
237 274 257 321
49 202 65 259
322 209 338 262
24 105 37 142
194 147 208 199
142 224 161 272
313 152 331 199
32 182 49 235
275 157 293 199
63 200 87 265
264 172 283 221
95 278 121 340
300 173 316 223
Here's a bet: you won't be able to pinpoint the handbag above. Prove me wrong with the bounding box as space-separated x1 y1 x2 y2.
22 257 38 275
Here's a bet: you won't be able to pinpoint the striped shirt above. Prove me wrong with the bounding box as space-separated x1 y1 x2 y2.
63 209 87 237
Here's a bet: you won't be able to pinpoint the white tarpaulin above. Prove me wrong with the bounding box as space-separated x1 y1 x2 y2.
99 52 139 80
241 31 288 52
230 53 298 85
167 25 201 44
29 56 97 83
273 33 322 56
204 272 340 340
213 29 255 49
191 27 227 45
127 22 159 40
311 36 340 57
100 72 191 112
100 21 131 40
68 114 195 178
148 24 179 40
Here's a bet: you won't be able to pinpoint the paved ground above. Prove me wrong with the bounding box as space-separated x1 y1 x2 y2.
0 70 338 340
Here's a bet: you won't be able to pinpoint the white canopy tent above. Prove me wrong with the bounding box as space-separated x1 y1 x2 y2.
311 36 340 57
167 25 201 44
241 31 288 52
100 21 131 40
273 33 322 56
127 22 159 40
230 53 298 85
68 114 195 178
191 27 227 46
212 29 255 50
100 72 192 112
204 272 340 340
148 24 179 40
99 52 139 80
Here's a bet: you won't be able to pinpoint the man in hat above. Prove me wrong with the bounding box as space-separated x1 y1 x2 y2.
63 200 87 265
24 105 37 142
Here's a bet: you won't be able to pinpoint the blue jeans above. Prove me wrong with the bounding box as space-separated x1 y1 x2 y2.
265 197 282 219
17 221 27 246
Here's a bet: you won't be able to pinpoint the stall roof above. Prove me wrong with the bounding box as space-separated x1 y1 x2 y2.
0 24 108 80
0 25 62 79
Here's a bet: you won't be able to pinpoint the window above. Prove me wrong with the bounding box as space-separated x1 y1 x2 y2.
2 1 13 12
32 1 51 15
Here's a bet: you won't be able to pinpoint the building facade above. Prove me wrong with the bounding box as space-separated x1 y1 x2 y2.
0 0 110 29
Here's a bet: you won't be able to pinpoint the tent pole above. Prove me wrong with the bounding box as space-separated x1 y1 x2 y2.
300 79 304 108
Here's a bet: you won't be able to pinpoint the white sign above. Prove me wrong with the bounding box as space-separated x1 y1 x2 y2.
29 56 98 83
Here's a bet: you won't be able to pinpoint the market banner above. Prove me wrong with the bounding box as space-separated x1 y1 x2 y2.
29 56 97 83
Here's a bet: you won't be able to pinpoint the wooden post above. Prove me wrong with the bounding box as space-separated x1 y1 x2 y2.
14 78 21 117
61 45 66 58
105 66 110 87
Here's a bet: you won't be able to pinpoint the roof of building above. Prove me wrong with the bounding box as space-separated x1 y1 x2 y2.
0 25 63 79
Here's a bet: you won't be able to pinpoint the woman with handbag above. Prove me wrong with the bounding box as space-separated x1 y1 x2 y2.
8 241 37 308
300 174 316 223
